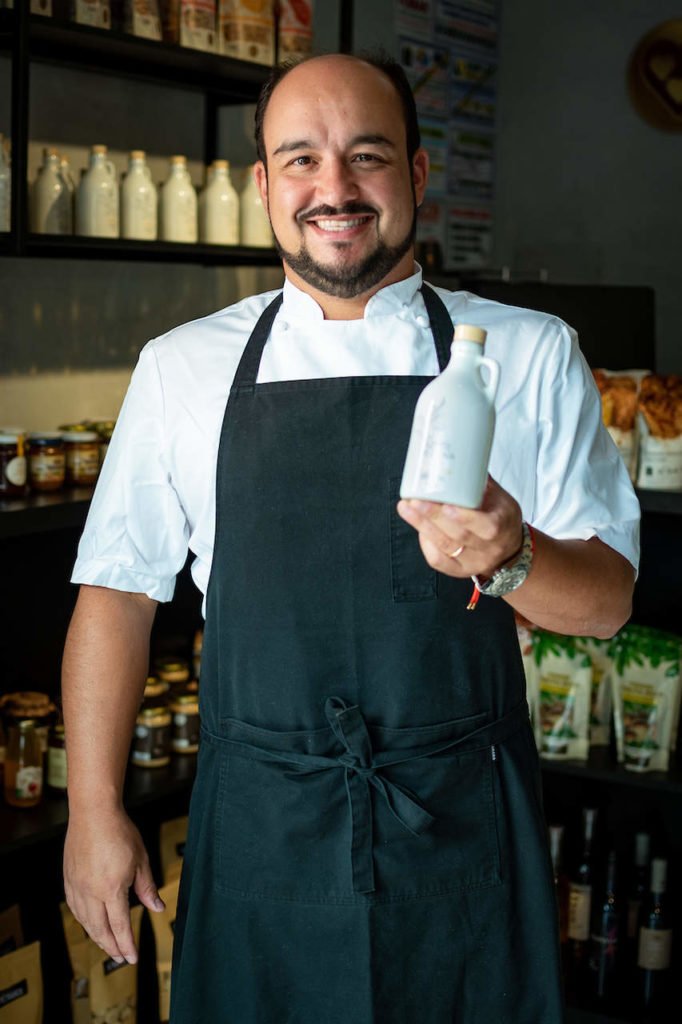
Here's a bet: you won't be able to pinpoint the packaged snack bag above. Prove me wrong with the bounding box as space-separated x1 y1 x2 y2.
218 0 275 64
125 0 163 39
609 624 682 772
592 368 649 481
531 630 592 760
636 374 682 491
180 0 216 52
70 0 111 27
0 942 42 1024
276 0 313 62
576 635 613 746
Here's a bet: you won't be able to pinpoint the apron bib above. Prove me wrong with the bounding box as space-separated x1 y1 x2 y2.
169 285 564 1023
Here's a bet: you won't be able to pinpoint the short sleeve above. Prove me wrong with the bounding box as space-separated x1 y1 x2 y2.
531 321 640 572
71 343 190 601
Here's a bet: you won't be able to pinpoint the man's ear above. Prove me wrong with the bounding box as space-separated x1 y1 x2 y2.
254 161 268 210
412 147 429 208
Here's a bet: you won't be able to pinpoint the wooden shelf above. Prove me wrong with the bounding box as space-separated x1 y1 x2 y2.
0 754 196 857
0 10 270 101
16 235 280 265
0 487 94 538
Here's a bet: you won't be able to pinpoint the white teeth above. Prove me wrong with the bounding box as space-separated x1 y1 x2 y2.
313 218 369 231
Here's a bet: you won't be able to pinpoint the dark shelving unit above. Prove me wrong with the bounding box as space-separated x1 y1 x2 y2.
23 233 280 265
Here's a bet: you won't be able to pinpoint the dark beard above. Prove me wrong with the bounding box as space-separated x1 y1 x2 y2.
271 201 417 299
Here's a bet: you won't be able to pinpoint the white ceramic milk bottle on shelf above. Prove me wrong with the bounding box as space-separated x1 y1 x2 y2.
198 159 239 244
76 144 119 237
121 149 157 240
240 165 273 247
30 147 73 234
0 134 10 232
159 155 197 243
400 324 499 509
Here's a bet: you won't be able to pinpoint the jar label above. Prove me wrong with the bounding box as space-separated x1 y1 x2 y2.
5 456 27 487
29 451 66 483
172 710 200 752
132 722 171 764
48 748 68 789
15 765 43 800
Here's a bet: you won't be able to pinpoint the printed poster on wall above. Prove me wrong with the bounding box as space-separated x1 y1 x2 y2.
396 0 434 41
434 0 498 50
445 202 493 269
399 38 450 119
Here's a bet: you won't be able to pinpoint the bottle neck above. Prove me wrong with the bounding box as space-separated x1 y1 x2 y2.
450 340 484 359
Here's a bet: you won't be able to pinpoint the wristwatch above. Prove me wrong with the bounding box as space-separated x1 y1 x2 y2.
472 522 534 598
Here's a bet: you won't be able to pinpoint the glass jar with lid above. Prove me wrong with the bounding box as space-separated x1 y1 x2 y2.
62 430 100 486
170 691 200 754
0 433 28 498
0 691 56 759
27 432 66 492
4 719 43 808
47 723 68 792
131 677 171 767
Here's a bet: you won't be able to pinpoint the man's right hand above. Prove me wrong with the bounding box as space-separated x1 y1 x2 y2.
63 807 165 964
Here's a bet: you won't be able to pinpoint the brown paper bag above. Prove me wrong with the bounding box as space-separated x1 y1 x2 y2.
88 906 143 1024
148 878 180 1022
0 908 23 960
160 816 188 885
60 902 91 1024
0 941 42 1024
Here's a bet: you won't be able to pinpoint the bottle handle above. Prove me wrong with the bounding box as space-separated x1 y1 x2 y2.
478 356 500 402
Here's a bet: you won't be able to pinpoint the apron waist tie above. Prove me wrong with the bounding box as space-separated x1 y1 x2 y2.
201 699 529 895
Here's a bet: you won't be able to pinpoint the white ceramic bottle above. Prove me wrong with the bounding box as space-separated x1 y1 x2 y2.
30 147 72 235
76 144 119 238
0 134 10 232
159 155 197 243
240 165 273 247
121 149 157 240
400 324 500 509
198 159 239 245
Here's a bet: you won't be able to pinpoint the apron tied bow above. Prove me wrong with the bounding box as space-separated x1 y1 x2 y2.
325 697 435 893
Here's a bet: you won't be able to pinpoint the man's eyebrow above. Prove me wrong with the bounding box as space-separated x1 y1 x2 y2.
273 138 315 156
272 134 397 156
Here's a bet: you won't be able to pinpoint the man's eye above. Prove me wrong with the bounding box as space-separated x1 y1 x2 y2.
291 156 312 166
353 153 379 162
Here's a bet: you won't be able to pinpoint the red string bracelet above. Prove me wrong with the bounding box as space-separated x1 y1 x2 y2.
466 522 535 612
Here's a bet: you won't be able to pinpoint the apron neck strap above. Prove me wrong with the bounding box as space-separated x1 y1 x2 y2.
232 282 454 389
420 282 454 372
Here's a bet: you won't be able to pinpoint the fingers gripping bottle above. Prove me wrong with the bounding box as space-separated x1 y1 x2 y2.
400 324 499 509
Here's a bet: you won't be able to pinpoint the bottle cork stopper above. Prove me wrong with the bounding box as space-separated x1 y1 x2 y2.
171 154 187 164
453 324 487 344
130 149 145 160
92 144 108 154
213 159 228 170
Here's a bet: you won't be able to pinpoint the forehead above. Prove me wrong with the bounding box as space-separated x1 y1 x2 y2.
263 58 406 153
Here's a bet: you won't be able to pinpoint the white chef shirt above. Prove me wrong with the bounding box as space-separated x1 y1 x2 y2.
72 265 640 613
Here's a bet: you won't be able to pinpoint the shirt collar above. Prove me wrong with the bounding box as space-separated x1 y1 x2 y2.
280 264 424 322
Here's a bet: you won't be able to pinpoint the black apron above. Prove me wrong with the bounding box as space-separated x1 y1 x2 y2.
169 285 564 1023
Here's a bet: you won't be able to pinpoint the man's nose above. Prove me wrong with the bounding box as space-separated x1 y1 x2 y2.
315 158 360 205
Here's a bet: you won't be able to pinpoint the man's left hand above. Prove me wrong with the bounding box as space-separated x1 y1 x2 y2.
396 475 523 580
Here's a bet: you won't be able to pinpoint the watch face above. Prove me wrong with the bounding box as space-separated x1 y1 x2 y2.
487 564 529 597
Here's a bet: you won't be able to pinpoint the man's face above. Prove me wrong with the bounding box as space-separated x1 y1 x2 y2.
254 57 428 300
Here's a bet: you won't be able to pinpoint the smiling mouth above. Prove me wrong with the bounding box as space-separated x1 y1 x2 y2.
305 214 375 235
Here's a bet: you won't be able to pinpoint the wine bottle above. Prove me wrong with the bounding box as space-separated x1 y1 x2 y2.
626 831 650 958
588 849 621 1009
637 858 672 1019
549 824 569 946
567 807 598 999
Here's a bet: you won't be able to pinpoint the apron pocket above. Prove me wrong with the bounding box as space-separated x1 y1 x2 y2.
389 477 437 602
211 727 503 904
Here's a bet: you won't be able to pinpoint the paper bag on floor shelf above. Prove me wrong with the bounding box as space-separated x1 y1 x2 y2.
636 373 682 491
148 878 180 1022
0 941 42 1024
0 906 24 959
591 368 649 481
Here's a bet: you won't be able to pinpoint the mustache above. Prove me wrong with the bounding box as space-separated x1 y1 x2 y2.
297 202 378 223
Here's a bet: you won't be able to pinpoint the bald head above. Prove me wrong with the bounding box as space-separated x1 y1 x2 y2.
254 51 421 169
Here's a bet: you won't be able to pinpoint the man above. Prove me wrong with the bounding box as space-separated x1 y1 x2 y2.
63 53 639 1023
